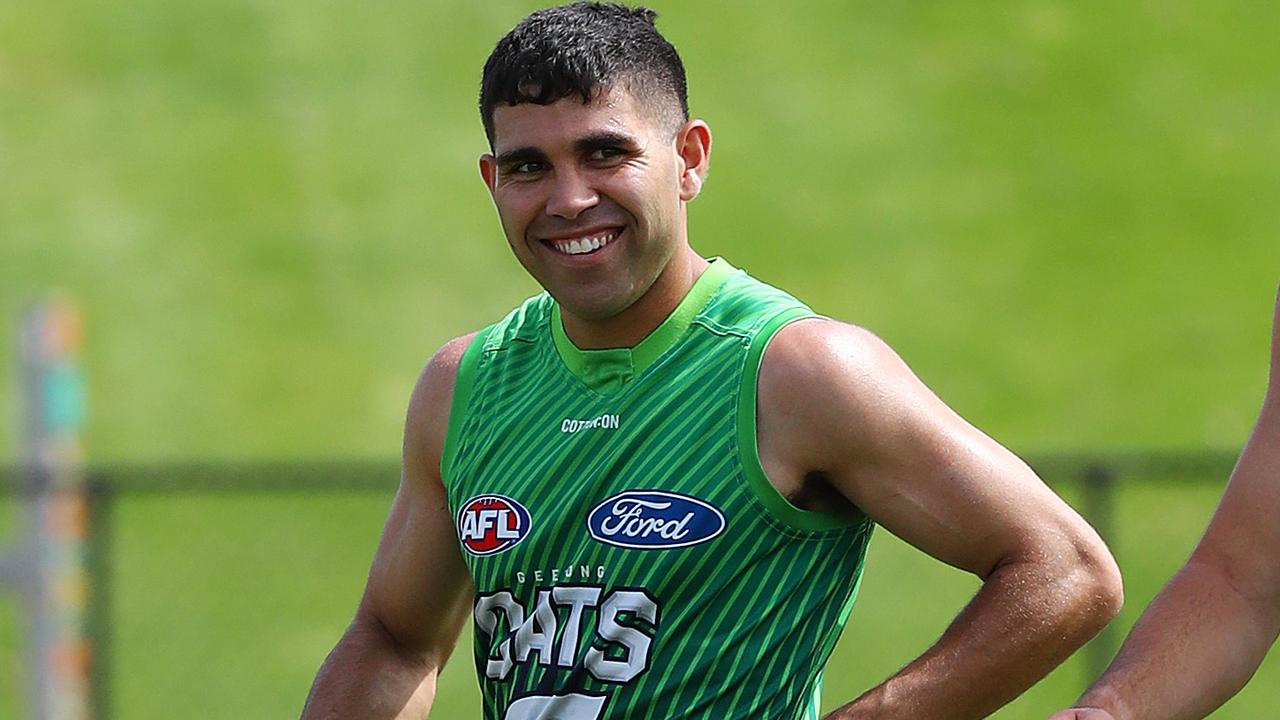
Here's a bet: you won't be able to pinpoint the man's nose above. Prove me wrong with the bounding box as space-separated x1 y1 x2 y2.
545 167 599 219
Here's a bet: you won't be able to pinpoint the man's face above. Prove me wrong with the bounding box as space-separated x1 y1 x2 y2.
480 88 698 321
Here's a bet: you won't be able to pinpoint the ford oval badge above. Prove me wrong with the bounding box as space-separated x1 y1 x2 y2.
587 490 726 550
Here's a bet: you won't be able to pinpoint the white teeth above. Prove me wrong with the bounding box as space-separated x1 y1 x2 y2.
553 230 618 255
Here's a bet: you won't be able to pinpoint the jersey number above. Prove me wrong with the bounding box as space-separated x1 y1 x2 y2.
504 692 606 720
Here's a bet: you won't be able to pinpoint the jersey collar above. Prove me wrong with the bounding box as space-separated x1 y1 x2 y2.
551 257 736 393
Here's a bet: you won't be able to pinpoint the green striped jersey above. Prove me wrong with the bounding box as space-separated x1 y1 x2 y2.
442 258 875 720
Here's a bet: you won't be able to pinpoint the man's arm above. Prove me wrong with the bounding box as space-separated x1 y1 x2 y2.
756 319 1123 720
1052 288 1280 720
301 333 477 719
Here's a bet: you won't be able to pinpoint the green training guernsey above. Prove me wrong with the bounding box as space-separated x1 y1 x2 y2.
442 258 875 720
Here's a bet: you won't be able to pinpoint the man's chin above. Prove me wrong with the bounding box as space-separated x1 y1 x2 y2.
556 296 631 323
549 284 640 324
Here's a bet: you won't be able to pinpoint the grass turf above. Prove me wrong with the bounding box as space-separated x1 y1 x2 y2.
13 477 1264 719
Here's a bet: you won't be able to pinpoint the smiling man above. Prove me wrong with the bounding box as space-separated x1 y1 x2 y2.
300 4 1122 719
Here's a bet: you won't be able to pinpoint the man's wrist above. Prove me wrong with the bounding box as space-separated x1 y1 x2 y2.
1076 683 1129 720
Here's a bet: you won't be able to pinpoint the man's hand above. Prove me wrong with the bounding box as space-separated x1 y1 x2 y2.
1049 709 1117 720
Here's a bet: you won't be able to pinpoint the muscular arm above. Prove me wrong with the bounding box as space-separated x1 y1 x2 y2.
1054 288 1280 720
756 319 1123 720
301 334 477 719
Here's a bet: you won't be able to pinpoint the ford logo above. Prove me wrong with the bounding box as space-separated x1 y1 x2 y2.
587 491 726 550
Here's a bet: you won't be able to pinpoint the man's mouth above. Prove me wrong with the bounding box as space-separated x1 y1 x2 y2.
544 228 622 256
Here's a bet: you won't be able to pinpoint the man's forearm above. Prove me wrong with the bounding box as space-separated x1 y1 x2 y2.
1073 557 1280 720
1069 395 1280 720
301 614 438 720
826 553 1120 719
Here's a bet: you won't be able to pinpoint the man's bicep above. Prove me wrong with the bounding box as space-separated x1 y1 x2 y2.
362 468 473 660
767 320 1092 578
360 334 477 663
843 387 1074 578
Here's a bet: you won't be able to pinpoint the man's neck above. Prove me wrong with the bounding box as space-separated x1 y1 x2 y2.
560 249 710 350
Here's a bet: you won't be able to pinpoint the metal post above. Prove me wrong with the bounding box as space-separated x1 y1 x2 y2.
18 298 92 720
0 545 22 584
85 476 114 720
1081 461 1118 683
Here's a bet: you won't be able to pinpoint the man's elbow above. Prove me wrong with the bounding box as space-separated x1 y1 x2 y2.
1008 522 1124 641
1063 531 1125 634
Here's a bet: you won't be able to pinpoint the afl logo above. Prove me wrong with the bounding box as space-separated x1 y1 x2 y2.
457 495 531 556
587 490 726 550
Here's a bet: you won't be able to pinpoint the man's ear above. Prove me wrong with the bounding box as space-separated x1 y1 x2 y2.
479 153 498 195
675 119 712 202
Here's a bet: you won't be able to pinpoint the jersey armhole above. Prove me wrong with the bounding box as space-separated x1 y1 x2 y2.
737 309 863 532
440 326 494 485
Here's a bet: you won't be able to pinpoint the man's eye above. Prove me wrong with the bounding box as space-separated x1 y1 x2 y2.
589 147 624 161
512 162 545 174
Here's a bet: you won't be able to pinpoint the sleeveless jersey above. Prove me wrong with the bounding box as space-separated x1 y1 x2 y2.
442 258 875 720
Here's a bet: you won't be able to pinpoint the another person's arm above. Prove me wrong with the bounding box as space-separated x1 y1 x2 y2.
756 319 1123 720
300 334 477 719
1052 288 1280 720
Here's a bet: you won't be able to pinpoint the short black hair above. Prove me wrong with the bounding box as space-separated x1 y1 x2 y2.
479 2 688 145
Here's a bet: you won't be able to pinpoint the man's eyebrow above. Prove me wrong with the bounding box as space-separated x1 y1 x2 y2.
494 146 548 167
575 131 641 153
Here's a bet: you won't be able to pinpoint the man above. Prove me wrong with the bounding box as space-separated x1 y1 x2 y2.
1052 288 1280 720
302 4 1122 718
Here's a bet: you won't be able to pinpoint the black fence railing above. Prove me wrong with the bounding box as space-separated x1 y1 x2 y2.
0 450 1239 497
0 451 1243 719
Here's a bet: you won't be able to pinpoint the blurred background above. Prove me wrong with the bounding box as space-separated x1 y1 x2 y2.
2 0 1278 717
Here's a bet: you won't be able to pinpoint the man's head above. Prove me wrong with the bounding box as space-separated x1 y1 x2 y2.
479 2 688 147
477 3 711 326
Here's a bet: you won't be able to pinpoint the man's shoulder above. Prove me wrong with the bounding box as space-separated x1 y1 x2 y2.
758 317 921 445
406 289 556 455
423 332 482 385
406 331 483 463
482 291 556 349
763 317 900 384
700 261 813 333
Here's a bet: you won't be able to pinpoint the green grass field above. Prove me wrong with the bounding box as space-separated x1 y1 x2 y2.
6 477 1279 718
2 0 1279 717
